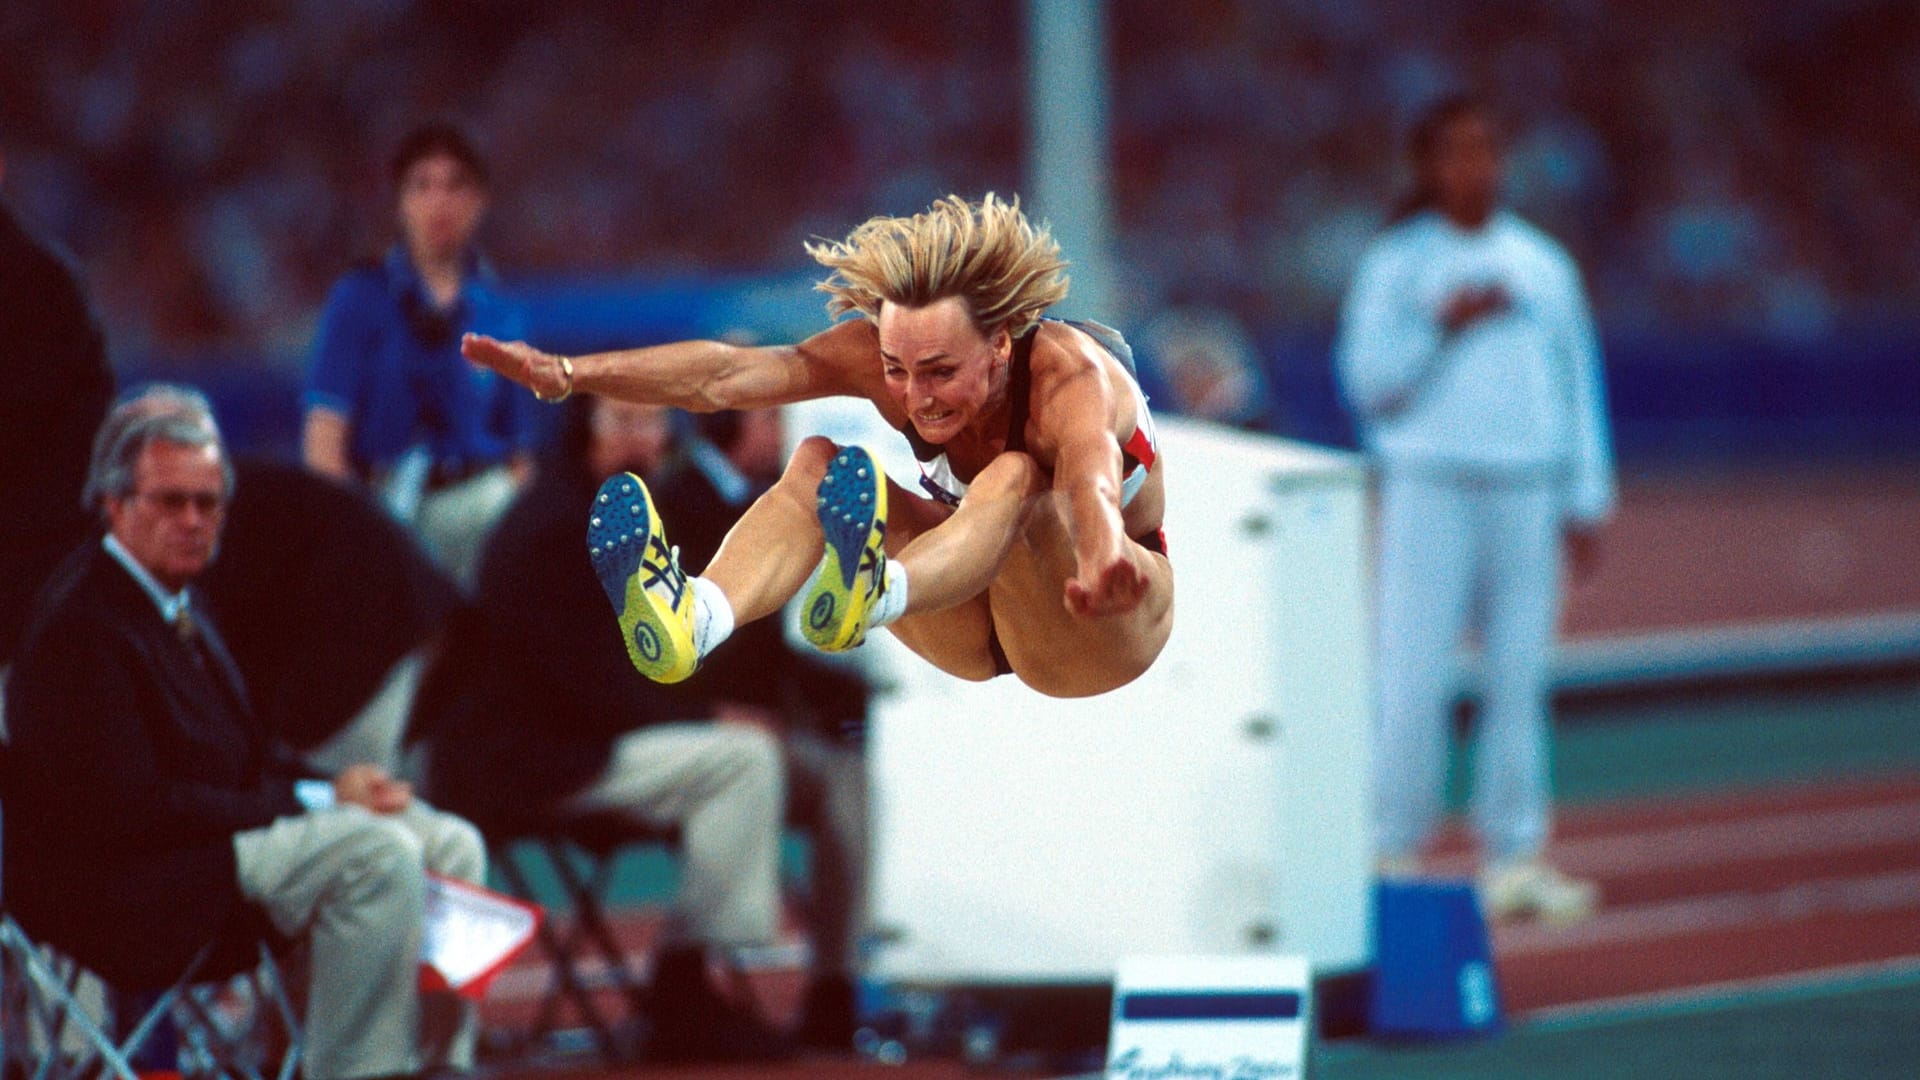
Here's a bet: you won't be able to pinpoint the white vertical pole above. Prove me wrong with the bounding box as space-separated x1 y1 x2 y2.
1026 0 1116 324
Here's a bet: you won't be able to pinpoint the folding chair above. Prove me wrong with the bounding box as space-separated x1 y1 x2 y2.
0 800 302 1080
1 926 302 1080
488 812 682 1061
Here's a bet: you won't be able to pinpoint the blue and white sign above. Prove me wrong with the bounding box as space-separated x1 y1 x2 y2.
1106 955 1312 1080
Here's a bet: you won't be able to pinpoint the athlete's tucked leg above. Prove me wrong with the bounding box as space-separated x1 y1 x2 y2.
702 436 840 625
893 451 1045 613
600 432 1048 685
802 447 1043 661
840 468 1008 681
978 486 1175 698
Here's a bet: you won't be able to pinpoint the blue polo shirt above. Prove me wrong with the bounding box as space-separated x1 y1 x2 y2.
304 246 535 481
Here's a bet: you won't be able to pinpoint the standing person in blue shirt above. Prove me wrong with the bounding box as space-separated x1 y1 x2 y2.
1336 96 1615 924
302 122 535 589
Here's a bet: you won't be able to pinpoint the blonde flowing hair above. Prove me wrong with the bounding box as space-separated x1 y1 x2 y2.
806 193 1070 338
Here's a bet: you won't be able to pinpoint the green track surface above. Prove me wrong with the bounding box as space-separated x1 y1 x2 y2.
1448 670 1920 808
1316 965 1920 1079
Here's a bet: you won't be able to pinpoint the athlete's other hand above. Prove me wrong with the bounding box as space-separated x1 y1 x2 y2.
463 333 569 399
1066 552 1148 618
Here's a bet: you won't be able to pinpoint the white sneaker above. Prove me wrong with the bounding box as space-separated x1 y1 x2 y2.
1477 859 1599 925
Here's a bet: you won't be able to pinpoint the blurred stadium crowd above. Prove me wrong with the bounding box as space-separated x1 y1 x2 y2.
2 0 1916 362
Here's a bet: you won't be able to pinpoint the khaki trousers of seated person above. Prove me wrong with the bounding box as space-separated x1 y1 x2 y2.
233 802 485 1080
560 722 784 949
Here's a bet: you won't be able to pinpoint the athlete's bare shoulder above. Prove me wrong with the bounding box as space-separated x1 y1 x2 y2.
1028 318 1103 370
1027 319 1134 444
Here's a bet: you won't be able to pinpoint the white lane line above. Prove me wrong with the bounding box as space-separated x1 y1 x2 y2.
1523 954 1920 1027
1430 798 1920 878
1495 867 1920 956
1554 611 1920 689
1556 776 1920 831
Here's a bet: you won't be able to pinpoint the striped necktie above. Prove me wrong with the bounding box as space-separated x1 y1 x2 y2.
174 603 210 674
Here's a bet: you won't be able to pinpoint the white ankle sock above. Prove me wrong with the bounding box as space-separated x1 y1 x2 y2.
690 576 735 658
870 562 910 628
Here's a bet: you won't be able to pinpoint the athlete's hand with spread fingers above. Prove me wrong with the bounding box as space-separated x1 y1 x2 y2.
1065 549 1149 618
463 332 570 400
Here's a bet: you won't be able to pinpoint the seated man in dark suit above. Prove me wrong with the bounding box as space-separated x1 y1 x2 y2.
3 388 485 1080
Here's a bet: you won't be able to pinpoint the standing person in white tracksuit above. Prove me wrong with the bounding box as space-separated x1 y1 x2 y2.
1336 96 1615 923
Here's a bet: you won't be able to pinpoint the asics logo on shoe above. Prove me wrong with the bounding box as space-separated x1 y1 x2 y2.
858 521 887 592
590 471 699 685
808 593 837 631
634 623 662 661
641 535 686 609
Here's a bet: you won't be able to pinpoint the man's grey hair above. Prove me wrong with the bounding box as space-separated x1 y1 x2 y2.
84 384 232 514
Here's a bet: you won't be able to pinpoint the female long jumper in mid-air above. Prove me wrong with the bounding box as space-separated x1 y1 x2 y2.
462 193 1173 699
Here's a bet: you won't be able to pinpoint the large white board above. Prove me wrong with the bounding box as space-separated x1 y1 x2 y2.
781 407 1375 983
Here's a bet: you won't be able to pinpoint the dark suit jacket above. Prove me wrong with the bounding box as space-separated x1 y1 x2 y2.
2 544 305 987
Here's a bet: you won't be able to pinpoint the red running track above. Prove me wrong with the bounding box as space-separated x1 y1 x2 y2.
1428 773 1920 1014
480 773 1920 1051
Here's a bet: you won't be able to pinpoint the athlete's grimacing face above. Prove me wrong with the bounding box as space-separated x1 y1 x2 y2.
878 297 1011 445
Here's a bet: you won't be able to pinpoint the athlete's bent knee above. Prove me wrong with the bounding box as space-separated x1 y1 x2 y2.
968 450 1042 502
769 436 838 506
788 436 840 473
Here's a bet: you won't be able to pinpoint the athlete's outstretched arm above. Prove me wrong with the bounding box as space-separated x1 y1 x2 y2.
462 319 880 412
1033 355 1146 618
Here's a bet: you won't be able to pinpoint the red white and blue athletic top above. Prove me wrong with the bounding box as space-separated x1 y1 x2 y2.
898 318 1161 511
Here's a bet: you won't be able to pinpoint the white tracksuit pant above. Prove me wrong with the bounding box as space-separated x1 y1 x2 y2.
1372 466 1566 862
